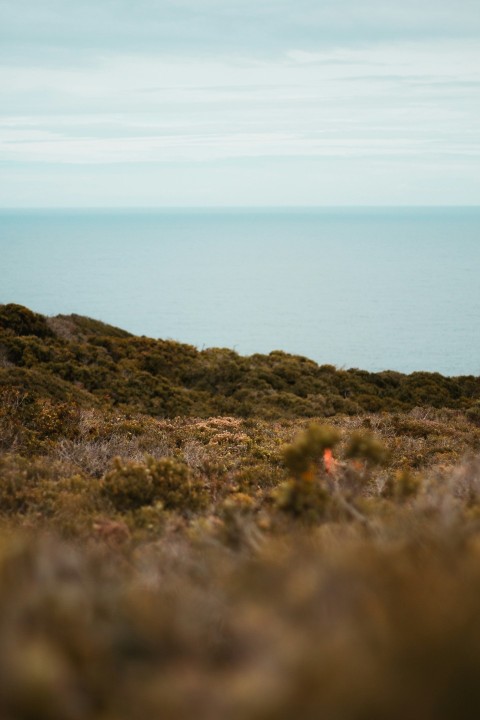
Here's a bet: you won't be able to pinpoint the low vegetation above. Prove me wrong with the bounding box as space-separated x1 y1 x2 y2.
1 303 479 419
1 303 480 718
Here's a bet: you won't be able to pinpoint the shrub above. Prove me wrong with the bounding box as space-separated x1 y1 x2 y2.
0 390 80 455
466 402 480 427
0 456 94 520
102 456 208 513
0 304 55 339
232 463 282 492
275 477 330 521
344 431 388 466
276 424 339 521
282 424 340 479
383 470 422 502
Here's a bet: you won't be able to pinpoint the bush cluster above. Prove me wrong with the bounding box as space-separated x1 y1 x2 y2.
1 304 480 420
102 456 208 513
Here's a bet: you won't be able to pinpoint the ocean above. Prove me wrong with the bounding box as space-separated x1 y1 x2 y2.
1 207 479 376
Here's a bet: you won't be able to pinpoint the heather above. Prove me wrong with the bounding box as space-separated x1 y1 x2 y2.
1 304 480 719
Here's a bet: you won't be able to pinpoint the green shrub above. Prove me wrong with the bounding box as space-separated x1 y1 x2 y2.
0 456 90 518
0 390 80 454
275 424 339 521
0 455 41 513
102 456 208 513
344 431 388 466
232 463 283 492
282 424 340 479
275 478 330 521
466 402 480 427
0 304 54 339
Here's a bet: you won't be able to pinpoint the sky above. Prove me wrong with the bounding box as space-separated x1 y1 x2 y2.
1 0 480 207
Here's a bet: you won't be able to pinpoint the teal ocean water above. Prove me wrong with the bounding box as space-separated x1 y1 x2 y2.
1 208 479 375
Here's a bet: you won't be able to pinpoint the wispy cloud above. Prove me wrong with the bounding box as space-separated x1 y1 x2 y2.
4 131 476 165
1 0 480 62
1 2 479 205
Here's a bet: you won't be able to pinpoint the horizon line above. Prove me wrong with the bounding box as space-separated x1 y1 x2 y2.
1 204 480 212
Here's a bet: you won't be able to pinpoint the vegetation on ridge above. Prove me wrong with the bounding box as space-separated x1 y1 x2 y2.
1 303 479 419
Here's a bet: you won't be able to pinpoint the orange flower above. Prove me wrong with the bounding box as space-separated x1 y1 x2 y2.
324 448 334 474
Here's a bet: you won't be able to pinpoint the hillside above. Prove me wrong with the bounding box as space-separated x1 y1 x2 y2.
1 303 480 419
2 303 480 719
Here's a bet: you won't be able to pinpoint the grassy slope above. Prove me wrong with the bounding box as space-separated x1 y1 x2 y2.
2 304 480 718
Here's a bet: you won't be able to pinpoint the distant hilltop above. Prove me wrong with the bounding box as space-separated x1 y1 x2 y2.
1 303 479 419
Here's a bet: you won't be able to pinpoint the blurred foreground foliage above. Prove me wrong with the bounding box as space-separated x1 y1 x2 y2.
1 305 480 717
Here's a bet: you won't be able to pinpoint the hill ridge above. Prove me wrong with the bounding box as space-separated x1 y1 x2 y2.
1 303 479 418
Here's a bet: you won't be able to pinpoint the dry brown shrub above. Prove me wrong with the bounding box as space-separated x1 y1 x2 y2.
54 435 145 477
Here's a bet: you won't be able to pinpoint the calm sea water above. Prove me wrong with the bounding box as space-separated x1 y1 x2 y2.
1 208 480 376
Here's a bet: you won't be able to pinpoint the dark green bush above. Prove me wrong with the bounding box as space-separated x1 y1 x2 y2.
466 402 480 427
102 456 208 513
0 304 55 339
275 477 330 520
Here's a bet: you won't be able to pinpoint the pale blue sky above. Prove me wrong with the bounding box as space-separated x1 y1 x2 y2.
1 0 480 206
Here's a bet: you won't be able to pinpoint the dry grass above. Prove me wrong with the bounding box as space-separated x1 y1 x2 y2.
0 402 480 718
